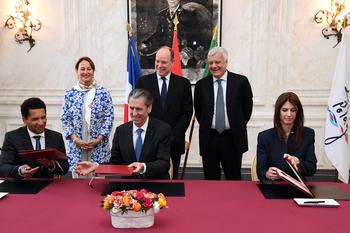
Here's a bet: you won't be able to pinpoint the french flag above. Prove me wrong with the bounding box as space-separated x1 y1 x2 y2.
124 34 143 122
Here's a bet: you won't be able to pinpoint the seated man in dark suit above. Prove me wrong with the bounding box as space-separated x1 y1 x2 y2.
0 98 69 178
76 89 171 179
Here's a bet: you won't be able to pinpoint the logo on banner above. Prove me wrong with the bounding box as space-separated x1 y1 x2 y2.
325 86 349 145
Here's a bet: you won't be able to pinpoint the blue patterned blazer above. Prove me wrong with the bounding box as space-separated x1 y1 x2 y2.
60 85 114 170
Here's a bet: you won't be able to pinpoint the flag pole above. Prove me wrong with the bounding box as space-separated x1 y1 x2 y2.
335 169 342 183
181 115 196 179
171 13 182 76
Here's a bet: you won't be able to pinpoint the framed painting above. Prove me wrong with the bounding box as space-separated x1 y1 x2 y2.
128 0 222 83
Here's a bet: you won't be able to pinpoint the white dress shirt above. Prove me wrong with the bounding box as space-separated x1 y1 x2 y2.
132 117 149 174
27 128 45 150
157 73 171 95
26 128 62 172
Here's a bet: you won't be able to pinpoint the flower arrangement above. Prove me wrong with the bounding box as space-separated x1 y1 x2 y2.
102 189 167 214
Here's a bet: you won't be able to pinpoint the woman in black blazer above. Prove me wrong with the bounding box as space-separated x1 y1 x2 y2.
256 92 317 184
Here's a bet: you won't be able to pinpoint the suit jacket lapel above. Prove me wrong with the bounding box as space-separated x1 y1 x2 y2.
163 74 176 112
125 122 136 161
150 73 162 104
226 71 237 110
44 129 52 149
206 76 215 115
21 127 34 150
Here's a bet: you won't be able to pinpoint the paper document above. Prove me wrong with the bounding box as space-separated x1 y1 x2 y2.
0 192 8 199
294 198 340 207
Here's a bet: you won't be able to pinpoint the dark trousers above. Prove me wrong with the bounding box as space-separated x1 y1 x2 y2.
170 141 182 180
171 152 181 180
202 130 242 180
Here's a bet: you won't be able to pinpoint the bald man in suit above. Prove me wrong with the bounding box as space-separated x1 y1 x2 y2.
136 46 193 179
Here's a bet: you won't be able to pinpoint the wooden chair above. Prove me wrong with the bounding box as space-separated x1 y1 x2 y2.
169 159 173 180
251 154 259 181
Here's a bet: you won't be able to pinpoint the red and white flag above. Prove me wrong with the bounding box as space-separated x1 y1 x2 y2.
171 14 182 76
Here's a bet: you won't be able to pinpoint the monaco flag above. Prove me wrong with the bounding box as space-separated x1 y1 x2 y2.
171 13 182 76
324 28 350 183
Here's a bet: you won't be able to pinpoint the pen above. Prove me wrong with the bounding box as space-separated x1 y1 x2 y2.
303 201 325 204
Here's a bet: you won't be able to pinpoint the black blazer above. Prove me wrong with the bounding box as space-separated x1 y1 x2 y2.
194 71 253 155
0 126 69 178
136 72 193 155
110 118 171 179
256 127 317 184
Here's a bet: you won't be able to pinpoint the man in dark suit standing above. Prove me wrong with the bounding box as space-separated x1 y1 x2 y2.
0 98 69 179
76 89 171 179
194 47 253 180
136 46 193 179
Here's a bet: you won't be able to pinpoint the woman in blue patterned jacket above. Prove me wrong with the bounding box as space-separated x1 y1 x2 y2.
61 57 114 177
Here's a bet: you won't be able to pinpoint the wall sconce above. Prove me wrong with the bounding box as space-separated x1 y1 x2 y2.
4 0 42 52
314 0 350 47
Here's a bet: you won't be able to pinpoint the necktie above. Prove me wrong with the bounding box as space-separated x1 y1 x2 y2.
33 135 41 150
215 79 225 133
160 77 167 108
135 128 143 161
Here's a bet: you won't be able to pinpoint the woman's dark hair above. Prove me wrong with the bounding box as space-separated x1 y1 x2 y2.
75 57 95 71
273 92 304 147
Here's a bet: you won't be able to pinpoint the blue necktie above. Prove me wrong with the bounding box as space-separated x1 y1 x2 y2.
160 77 167 108
135 128 143 161
33 135 41 150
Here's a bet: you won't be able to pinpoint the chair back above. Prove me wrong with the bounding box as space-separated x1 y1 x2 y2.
251 154 258 181
169 159 173 180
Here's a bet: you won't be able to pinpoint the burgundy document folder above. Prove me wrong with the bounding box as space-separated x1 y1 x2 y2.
275 159 315 198
94 165 133 176
19 148 68 160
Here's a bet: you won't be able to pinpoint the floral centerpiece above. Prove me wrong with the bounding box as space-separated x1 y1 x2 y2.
102 189 167 228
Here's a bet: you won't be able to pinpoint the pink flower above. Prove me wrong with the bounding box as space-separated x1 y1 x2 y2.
143 197 153 209
140 188 148 194
112 191 122 196
135 191 144 201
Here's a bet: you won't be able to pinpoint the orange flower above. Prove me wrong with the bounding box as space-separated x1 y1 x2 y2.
158 194 167 208
133 202 141 211
102 190 168 213
103 199 110 209
122 195 130 205
103 195 115 209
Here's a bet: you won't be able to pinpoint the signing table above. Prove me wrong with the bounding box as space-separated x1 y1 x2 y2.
1 179 350 233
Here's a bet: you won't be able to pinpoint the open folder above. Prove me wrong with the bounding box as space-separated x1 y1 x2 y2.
94 165 133 176
88 165 133 188
19 148 68 160
275 159 315 198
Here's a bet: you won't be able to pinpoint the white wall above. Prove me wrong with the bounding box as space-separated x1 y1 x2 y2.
0 0 344 169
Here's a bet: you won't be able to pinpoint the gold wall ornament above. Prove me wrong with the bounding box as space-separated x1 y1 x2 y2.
314 0 350 47
4 0 42 52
